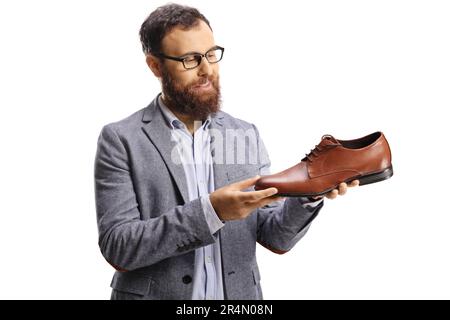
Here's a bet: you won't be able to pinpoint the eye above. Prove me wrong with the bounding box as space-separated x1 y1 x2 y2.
183 55 199 63
206 51 217 58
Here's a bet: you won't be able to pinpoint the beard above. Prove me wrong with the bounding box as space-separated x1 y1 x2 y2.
160 66 221 121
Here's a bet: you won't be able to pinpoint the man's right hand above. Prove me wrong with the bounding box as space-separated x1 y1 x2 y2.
209 175 283 221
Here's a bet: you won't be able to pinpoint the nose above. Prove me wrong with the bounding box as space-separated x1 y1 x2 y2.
197 56 213 77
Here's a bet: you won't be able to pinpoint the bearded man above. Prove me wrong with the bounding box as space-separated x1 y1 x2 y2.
94 3 356 300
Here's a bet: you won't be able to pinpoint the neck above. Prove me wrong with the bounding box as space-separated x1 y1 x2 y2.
161 94 200 135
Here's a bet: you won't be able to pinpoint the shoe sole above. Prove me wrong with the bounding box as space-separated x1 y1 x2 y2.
275 165 394 197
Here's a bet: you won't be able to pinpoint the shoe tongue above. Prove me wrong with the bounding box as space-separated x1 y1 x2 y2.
320 134 340 146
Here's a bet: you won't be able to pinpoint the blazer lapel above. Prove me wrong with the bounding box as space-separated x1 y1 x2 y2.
141 96 190 204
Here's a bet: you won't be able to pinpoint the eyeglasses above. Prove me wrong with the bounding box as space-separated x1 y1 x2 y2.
152 46 224 70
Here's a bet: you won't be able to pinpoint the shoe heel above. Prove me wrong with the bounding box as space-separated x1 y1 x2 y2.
358 166 394 186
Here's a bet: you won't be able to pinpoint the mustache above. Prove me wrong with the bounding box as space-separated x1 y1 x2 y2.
192 76 216 87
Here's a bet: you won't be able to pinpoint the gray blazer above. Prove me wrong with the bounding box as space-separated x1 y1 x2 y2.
94 94 323 300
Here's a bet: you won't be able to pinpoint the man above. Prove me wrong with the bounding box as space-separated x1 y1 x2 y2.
94 3 358 300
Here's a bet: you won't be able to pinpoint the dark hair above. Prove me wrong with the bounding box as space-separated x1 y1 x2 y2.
139 3 213 55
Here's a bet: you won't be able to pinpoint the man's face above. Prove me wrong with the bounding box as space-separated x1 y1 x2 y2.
158 20 221 120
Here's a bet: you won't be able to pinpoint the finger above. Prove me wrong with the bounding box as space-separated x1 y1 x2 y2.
326 189 338 199
239 187 278 202
232 175 261 190
248 196 284 211
349 180 360 187
259 196 284 205
338 182 347 196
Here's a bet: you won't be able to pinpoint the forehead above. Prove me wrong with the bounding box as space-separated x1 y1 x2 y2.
161 20 215 55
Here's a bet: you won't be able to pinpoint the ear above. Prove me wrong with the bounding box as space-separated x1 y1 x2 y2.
145 54 163 78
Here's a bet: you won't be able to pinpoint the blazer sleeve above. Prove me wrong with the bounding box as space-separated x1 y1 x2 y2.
252 124 324 254
94 124 216 271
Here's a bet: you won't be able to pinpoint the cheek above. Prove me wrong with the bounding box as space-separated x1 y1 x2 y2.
165 63 194 85
178 73 198 88
212 68 220 82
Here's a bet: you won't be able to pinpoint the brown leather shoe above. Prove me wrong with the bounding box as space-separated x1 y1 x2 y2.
255 131 393 197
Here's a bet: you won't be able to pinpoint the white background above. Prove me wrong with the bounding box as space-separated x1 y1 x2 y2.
0 0 449 299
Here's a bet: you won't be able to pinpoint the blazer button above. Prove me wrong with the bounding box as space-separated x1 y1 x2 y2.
182 275 192 284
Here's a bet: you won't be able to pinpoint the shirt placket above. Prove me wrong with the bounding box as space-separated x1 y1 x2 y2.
193 125 216 300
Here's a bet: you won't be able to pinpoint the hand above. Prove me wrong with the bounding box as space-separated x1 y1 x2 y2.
209 175 284 221
312 180 360 200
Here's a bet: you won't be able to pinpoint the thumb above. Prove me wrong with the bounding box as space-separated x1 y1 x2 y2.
232 175 261 190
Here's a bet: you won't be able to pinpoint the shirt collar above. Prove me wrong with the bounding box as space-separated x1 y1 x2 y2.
158 95 211 131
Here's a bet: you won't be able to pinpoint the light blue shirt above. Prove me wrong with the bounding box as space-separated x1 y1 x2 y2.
158 96 225 300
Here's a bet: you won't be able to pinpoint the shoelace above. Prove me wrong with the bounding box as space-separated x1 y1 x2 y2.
303 135 341 163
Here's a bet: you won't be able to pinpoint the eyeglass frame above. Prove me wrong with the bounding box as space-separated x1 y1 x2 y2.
151 45 225 70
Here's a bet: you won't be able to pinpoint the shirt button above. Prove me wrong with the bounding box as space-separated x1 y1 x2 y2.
206 256 212 263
